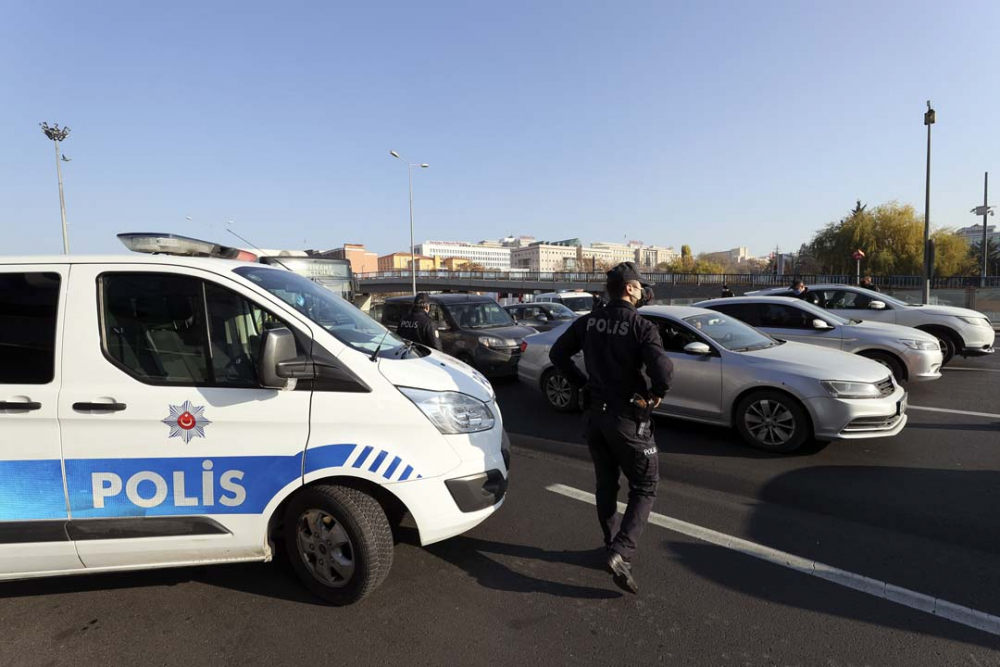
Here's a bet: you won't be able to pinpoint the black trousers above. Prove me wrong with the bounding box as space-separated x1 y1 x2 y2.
584 407 659 560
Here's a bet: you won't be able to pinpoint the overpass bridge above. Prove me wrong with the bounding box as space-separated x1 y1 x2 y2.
354 271 1000 317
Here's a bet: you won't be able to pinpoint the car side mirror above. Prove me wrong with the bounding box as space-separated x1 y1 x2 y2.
868 300 886 310
812 319 834 330
683 341 712 355
437 323 450 331
260 327 309 389
536 313 549 322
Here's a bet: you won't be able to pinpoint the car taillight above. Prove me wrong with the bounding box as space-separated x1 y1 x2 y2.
520 341 528 353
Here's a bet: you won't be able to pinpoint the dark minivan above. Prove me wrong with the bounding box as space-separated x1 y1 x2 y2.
381 294 537 377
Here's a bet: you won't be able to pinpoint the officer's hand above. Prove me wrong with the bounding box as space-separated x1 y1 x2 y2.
650 396 662 409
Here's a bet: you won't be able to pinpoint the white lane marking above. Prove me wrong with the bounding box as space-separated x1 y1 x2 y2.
546 483 1000 637
908 405 1000 420
943 367 1000 373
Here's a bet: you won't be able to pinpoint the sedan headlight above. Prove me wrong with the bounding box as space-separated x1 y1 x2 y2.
959 316 991 328
479 335 510 348
821 380 882 399
398 387 495 434
898 338 940 351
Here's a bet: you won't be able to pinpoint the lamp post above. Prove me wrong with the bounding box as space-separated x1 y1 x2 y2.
40 122 71 254
389 150 430 295
970 172 995 287
921 102 935 304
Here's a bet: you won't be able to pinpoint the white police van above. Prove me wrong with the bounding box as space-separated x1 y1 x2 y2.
0 239 508 604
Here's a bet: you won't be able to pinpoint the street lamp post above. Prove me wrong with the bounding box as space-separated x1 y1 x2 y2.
970 172 995 287
389 150 430 295
921 102 935 304
40 122 71 254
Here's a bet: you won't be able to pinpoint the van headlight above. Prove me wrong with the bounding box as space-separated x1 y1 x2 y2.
821 380 881 399
899 338 940 351
398 387 495 434
959 316 991 328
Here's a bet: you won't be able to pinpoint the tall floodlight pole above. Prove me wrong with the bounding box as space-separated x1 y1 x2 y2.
389 151 429 295
921 102 935 304
40 122 71 254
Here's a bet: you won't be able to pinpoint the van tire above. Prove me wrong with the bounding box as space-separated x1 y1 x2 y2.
284 484 394 605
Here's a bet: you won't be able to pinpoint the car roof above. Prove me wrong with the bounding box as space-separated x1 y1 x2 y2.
384 293 494 304
637 305 719 319
0 254 259 272
534 291 592 298
697 295 804 306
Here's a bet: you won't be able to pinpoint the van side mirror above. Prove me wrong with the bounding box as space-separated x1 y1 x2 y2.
868 300 886 310
812 319 834 330
683 341 712 355
260 327 311 389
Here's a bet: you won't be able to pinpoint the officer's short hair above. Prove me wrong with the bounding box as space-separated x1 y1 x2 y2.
414 293 430 308
606 278 628 300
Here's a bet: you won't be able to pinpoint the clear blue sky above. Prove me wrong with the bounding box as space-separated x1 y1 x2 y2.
2 0 998 258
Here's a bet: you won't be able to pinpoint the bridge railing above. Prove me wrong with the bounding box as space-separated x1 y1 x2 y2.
356 271 1000 289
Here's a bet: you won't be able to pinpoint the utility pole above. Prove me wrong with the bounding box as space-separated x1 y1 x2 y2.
970 172 994 286
40 122 71 254
922 102 935 304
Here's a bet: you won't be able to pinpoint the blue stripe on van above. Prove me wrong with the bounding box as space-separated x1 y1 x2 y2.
399 465 414 481
368 450 388 472
383 456 402 480
352 446 374 469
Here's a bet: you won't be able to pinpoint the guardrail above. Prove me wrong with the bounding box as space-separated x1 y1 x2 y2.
357 271 1000 289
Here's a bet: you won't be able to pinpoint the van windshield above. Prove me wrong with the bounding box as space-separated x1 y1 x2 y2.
234 266 403 354
559 295 593 312
445 302 516 329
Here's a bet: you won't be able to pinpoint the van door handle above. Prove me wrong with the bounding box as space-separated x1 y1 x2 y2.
73 402 127 412
0 401 42 411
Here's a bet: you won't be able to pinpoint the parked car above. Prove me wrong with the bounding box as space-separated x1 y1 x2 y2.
381 294 536 377
695 296 942 383
532 291 595 315
504 302 578 331
746 284 995 364
518 306 907 453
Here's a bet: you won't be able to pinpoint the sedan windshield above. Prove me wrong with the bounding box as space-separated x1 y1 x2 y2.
234 266 403 354
684 312 777 352
445 302 516 329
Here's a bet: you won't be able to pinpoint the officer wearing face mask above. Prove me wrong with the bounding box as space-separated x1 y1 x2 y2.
549 262 673 594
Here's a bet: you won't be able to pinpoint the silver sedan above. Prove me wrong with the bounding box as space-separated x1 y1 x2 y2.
695 296 943 383
518 306 908 453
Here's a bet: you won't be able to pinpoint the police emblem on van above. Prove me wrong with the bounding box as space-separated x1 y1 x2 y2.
162 401 212 443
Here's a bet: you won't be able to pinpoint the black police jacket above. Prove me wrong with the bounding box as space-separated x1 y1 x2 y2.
549 300 673 406
397 309 442 350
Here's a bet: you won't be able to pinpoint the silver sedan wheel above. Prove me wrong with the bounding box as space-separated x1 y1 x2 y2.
744 399 796 446
295 509 355 588
545 373 573 409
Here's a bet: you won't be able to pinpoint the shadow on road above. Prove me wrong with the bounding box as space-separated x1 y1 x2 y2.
907 421 999 432
422 531 620 600
669 465 1000 648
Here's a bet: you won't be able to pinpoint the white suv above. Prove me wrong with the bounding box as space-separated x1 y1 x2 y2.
748 284 994 364
0 255 508 604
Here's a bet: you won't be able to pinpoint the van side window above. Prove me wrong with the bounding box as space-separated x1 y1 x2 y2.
101 273 287 387
0 272 61 384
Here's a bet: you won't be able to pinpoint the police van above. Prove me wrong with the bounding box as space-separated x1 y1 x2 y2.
0 241 508 604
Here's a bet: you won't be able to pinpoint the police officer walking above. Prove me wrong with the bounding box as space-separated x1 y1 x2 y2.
549 262 673 594
397 293 442 351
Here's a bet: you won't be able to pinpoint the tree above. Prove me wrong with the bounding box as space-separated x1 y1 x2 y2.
807 200 975 276
970 238 1000 276
681 245 692 260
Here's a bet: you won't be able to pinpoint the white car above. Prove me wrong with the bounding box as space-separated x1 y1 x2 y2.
0 249 508 604
532 291 595 315
747 284 995 364
696 296 943 383
518 307 908 453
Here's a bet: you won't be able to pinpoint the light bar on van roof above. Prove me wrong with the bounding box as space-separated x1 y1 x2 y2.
117 233 258 262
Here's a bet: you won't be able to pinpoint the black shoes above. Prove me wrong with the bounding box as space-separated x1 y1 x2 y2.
607 551 638 594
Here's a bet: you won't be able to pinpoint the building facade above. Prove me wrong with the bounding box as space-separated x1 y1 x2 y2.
326 243 379 274
414 241 512 270
378 252 439 271
511 244 580 272
956 224 1000 245
702 247 751 266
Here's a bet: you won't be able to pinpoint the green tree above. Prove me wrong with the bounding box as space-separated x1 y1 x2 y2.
681 244 692 260
970 238 1000 276
930 231 975 277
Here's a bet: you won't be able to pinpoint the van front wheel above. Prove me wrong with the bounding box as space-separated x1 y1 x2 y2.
284 484 394 605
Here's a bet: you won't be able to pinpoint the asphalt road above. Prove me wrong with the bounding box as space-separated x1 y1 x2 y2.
0 353 998 666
